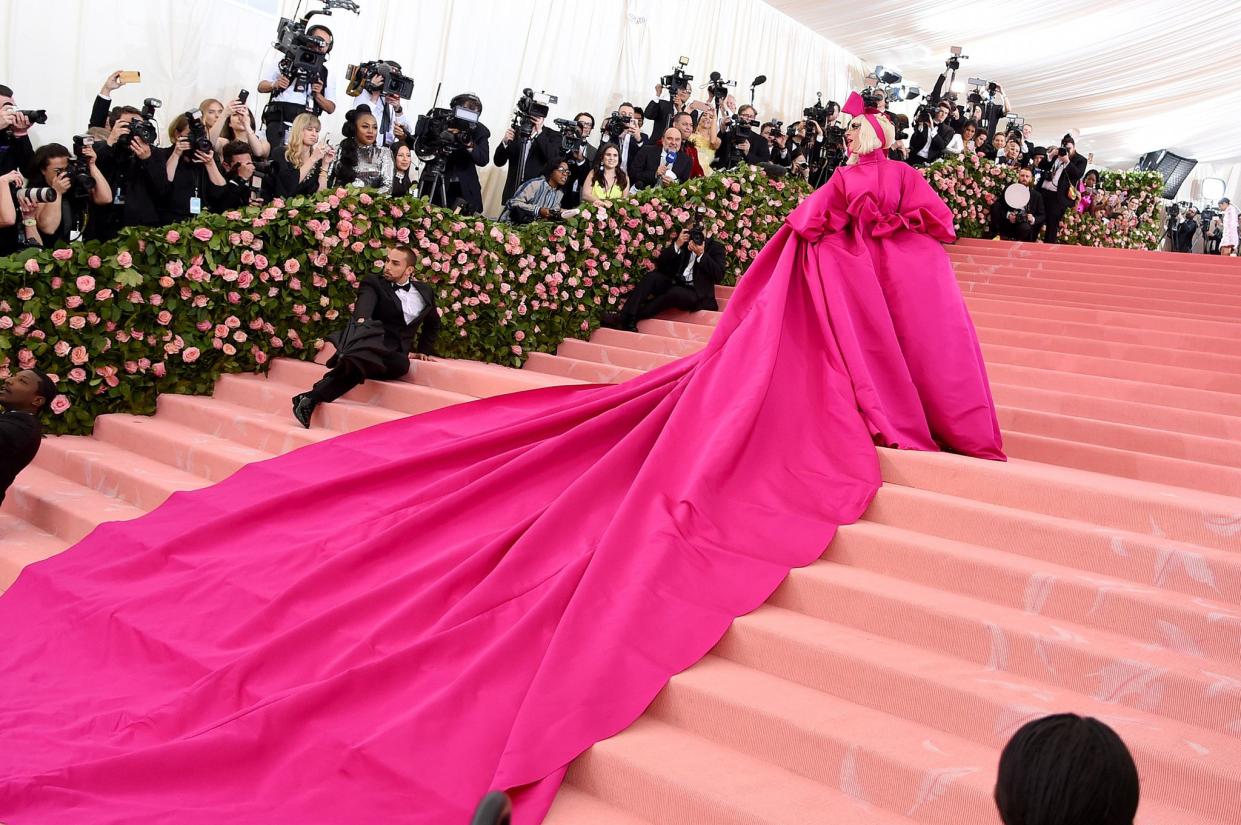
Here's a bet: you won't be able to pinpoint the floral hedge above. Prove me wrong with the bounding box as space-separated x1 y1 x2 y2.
0 165 806 435
921 153 1165 249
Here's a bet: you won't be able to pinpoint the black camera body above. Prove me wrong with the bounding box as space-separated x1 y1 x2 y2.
554 117 588 157
860 86 885 109
413 105 481 162
511 88 556 141
185 110 214 155
121 97 162 149
706 71 735 101
346 60 415 100
685 206 708 245
65 136 97 198
659 58 693 94
802 93 838 128
602 111 632 140
272 0 358 90
1 109 47 132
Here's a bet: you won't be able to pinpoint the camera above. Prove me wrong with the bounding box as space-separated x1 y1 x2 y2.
802 93 838 128
272 0 358 91
685 206 707 245
602 110 632 140
706 71 736 101
554 117 588 157
659 56 693 94
185 110 214 155
1 108 47 131
12 185 56 203
860 86 885 109
511 88 557 141
944 46 968 72
345 60 414 100
65 136 98 198
121 97 162 148
413 104 481 162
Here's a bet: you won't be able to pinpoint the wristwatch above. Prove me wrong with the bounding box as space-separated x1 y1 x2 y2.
22 218 37 228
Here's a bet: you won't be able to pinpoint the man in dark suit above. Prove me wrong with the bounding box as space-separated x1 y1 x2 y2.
598 102 647 178
989 167 1046 241
630 128 693 190
561 112 597 209
908 101 955 166
1037 134 1088 244
600 229 725 331
421 92 491 214
493 116 561 204
0 368 54 505
644 83 692 138
715 104 771 169
292 245 440 427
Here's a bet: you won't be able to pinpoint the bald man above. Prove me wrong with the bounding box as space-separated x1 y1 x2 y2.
630 127 693 189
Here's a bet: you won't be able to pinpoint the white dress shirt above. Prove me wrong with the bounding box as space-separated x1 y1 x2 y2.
261 52 337 112
673 244 698 285
392 280 426 324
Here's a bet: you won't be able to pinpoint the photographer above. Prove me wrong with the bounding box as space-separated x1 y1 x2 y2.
418 93 490 214
26 142 112 246
973 82 1008 139
257 23 337 150
272 113 335 198
908 100 954 166
88 106 169 240
500 157 573 224
354 65 414 148
160 113 229 224
0 170 44 255
493 110 558 204
560 112 596 209
645 81 692 137
208 141 265 211
998 136 1024 168
1174 207 1202 253
601 225 724 331
330 108 394 194
1038 134 1088 244
715 104 770 168
989 167 1045 242
0 85 37 177
598 102 646 174
631 128 692 189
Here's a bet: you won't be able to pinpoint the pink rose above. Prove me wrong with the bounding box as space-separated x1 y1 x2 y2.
116 251 133 268
13 287 33 301
152 362 167 378
95 289 113 301
50 309 67 325
254 254 268 269
225 316 241 329
68 368 87 383
181 347 201 363
159 276 175 288
52 248 73 261
165 260 184 278
157 310 173 326
23 259 39 274
53 341 70 356
69 316 86 330
49 394 71 414
87 255 101 269
69 346 88 365
222 343 237 356
193 227 213 242
284 258 300 274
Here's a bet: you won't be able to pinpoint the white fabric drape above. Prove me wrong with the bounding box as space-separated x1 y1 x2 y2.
0 0 864 214
764 0 1241 198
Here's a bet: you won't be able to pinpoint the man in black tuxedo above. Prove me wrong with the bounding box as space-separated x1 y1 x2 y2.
1037 134 1088 244
600 228 725 331
0 368 54 505
598 102 647 177
420 92 490 214
292 245 440 428
630 128 693 190
493 116 561 204
644 83 692 138
989 167 1046 241
908 101 955 166
715 104 771 168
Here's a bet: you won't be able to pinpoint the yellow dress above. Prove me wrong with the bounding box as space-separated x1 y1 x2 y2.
589 176 625 201
690 133 716 176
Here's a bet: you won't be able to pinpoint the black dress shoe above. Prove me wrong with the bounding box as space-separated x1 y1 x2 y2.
291 393 317 429
600 312 638 332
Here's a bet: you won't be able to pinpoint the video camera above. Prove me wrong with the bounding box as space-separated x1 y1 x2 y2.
554 118 588 157
120 97 162 149
66 136 98 199
966 78 1002 106
345 60 414 100
184 110 214 155
511 88 556 141
802 93 838 128
602 110 632 140
659 57 693 94
413 104 482 162
272 0 358 92
706 71 736 102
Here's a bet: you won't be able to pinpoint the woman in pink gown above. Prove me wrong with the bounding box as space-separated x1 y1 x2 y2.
0 96 1002 824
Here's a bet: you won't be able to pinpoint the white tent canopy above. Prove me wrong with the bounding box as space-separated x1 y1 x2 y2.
764 0 1241 199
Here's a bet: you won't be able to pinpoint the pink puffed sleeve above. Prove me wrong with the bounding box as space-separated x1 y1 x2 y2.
785 172 853 242
897 165 958 244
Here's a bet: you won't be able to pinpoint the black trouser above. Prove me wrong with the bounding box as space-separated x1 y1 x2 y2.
619 271 700 324
992 219 1038 242
1042 192 1069 244
309 349 410 403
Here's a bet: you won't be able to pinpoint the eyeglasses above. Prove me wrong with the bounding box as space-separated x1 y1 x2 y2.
555 167 570 174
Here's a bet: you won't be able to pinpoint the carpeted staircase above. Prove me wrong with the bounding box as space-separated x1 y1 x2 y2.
2 238 1239 824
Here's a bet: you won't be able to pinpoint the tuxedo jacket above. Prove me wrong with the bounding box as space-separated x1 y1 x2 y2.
0 409 41 506
630 143 694 189
908 123 954 165
493 127 562 203
989 187 1045 237
654 238 725 311
353 273 441 356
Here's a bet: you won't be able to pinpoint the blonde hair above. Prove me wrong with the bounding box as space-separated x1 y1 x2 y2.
285 113 322 165
199 98 223 114
845 114 895 164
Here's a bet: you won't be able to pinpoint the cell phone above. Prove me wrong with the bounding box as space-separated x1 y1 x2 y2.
238 89 249 104
118 70 141 84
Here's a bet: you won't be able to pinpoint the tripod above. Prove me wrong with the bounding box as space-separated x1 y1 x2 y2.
418 155 450 209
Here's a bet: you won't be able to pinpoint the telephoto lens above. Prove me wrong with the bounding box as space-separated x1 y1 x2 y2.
15 186 57 203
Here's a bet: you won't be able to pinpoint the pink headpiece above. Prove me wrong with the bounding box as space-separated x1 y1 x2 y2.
842 91 890 152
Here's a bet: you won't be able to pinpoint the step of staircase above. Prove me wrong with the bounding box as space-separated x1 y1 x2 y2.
0 239 1238 823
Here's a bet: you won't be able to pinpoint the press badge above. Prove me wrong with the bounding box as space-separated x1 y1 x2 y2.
189 197 202 215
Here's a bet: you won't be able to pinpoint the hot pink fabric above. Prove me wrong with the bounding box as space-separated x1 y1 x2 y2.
0 151 1002 824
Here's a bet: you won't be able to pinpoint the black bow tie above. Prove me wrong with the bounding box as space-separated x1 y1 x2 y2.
393 282 413 292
